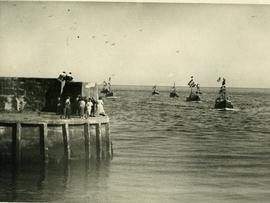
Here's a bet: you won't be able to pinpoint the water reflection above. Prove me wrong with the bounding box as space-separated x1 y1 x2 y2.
0 160 111 202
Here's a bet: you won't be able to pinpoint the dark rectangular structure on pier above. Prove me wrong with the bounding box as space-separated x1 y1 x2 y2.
0 77 61 112
0 77 98 113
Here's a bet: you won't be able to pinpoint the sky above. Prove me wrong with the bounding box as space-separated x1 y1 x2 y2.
0 1 270 88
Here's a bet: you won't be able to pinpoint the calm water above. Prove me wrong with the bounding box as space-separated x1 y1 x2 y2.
1 86 270 202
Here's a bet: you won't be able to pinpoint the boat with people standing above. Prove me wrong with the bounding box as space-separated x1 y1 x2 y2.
101 77 114 97
169 82 179 98
152 85 160 95
214 77 234 110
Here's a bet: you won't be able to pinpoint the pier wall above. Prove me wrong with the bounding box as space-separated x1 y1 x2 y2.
0 77 99 113
0 77 61 112
0 116 112 163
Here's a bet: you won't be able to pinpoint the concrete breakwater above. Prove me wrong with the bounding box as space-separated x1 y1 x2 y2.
0 113 112 164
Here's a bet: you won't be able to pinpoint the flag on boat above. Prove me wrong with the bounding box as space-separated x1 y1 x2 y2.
222 78 226 85
188 80 196 87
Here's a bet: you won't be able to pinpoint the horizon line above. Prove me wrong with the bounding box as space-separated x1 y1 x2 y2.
0 75 269 89
111 84 270 89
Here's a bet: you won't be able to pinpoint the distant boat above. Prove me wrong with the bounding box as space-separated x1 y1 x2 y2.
186 76 201 102
101 77 114 97
214 77 233 109
152 85 160 95
169 82 179 98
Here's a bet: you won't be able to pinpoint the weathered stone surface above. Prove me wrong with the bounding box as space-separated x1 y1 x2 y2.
0 77 61 112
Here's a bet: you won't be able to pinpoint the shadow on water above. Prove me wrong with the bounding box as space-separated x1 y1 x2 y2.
0 159 111 202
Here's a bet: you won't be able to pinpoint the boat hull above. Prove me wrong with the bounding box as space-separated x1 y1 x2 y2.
152 91 160 95
186 94 200 102
105 92 114 97
214 99 233 109
100 89 108 94
170 92 179 98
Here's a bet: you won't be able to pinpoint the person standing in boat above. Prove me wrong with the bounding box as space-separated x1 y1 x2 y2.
103 81 108 92
216 77 226 101
152 85 159 95
195 83 201 94
215 77 233 109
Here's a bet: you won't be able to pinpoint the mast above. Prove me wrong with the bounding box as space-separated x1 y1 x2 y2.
218 77 226 100
171 82 176 92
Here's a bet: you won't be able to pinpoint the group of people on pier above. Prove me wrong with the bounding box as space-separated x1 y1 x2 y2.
57 95 106 119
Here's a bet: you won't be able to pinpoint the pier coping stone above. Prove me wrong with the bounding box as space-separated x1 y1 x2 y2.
0 112 109 126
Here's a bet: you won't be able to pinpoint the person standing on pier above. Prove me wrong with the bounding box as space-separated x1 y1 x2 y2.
58 71 66 81
85 98 93 118
65 72 73 82
56 97 62 115
64 96 71 119
97 96 106 116
90 97 97 117
75 95 81 116
79 97 86 118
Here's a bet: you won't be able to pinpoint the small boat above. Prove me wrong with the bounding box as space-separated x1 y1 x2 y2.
101 77 114 97
152 85 160 95
214 77 233 109
186 76 201 102
214 98 233 109
169 82 179 98
186 92 200 101
105 91 114 97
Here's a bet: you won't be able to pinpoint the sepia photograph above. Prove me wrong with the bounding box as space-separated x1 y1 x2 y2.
0 0 270 202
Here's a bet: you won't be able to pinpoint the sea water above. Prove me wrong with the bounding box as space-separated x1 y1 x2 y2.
0 86 270 202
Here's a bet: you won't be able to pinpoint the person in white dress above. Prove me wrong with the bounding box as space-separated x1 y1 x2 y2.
85 98 93 118
97 96 106 116
79 98 86 118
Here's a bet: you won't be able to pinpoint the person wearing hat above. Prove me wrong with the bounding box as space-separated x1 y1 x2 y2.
58 71 66 81
65 72 73 82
